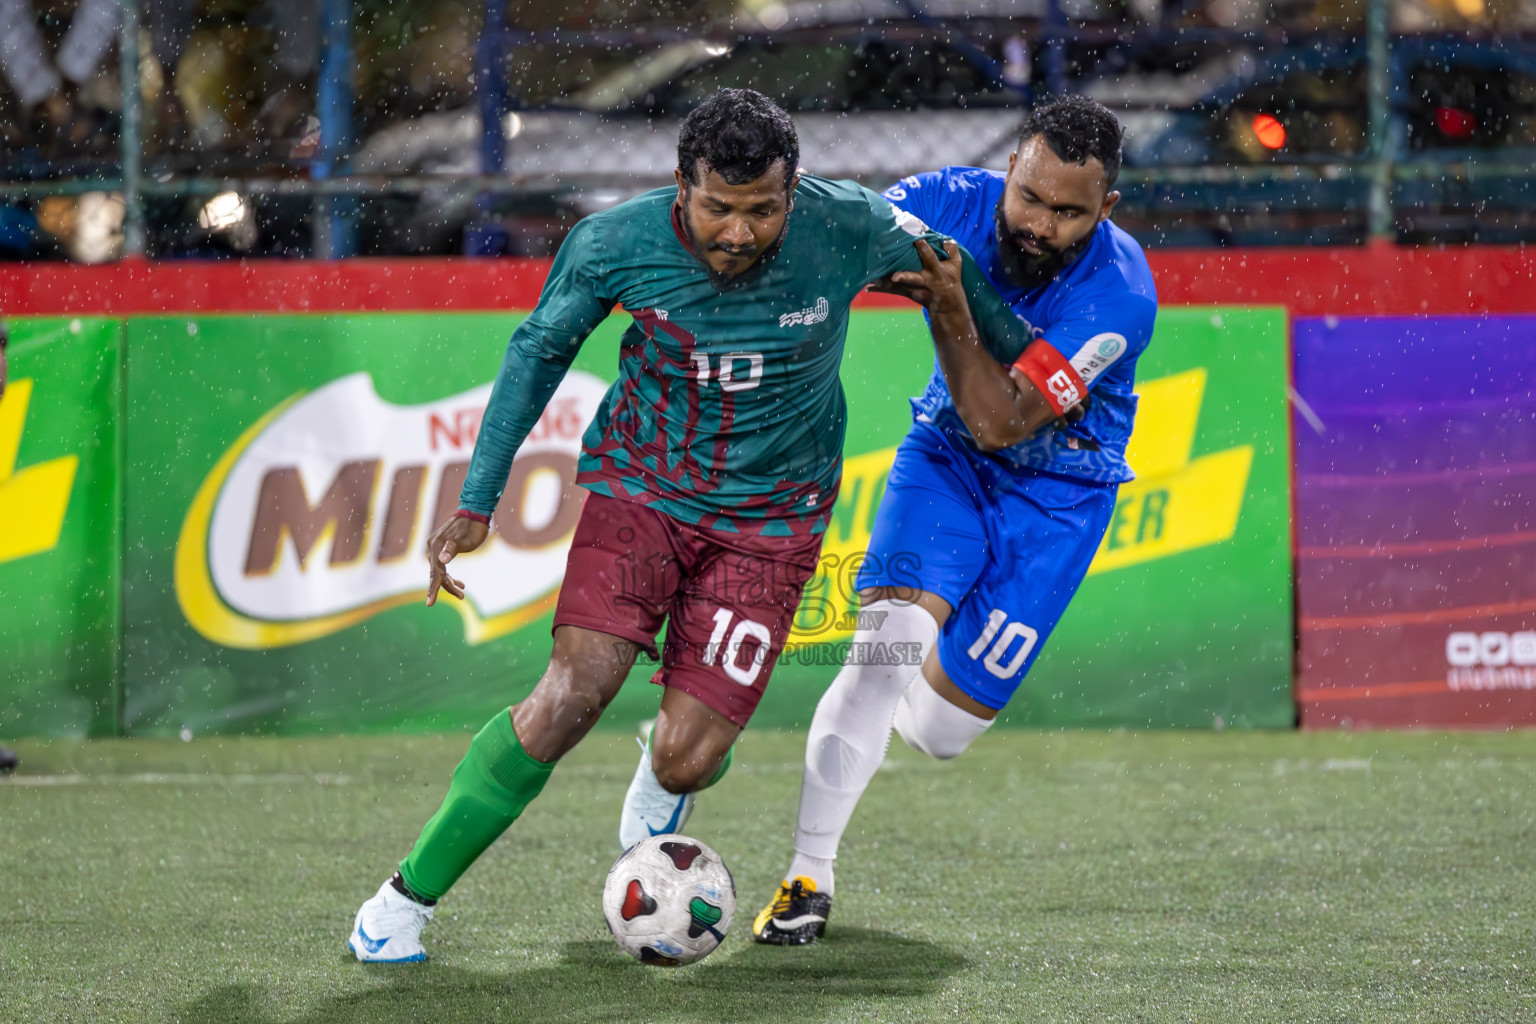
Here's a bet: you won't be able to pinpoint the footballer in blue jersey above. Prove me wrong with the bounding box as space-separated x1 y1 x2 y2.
755 96 1157 946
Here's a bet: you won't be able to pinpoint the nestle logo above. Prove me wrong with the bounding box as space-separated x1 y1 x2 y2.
427 407 482 451
181 371 611 649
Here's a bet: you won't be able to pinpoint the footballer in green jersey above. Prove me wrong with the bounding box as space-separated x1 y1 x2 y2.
455 169 1033 537
348 88 1032 963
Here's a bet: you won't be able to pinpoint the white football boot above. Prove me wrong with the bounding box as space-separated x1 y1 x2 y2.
348 878 433 963
618 735 696 852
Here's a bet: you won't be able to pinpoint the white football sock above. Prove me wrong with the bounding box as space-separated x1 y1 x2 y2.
783 851 835 891
788 599 939 894
893 675 994 760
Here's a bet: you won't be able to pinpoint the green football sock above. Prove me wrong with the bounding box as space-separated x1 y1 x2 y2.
704 743 733 789
398 708 554 901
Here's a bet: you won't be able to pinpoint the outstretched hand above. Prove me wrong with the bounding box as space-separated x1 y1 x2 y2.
424 515 490 606
867 238 967 315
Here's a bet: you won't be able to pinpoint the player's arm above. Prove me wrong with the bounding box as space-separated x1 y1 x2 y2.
426 220 615 605
861 181 1038 374
883 239 1066 451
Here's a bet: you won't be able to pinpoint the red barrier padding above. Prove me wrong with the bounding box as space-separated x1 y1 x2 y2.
3 244 1533 316
0 257 552 315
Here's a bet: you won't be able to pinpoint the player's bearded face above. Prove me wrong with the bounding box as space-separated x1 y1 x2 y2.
675 162 796 284
995 137 1116 290
994 201 1096 290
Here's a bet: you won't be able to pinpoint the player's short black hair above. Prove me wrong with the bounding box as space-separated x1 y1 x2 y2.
677 88 799 191
1018 95 1123 190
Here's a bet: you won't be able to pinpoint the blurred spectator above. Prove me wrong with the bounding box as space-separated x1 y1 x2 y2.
0 203 66 258
167 0 319 152
354 0 477 136
0 0 325 159
0 0 119 153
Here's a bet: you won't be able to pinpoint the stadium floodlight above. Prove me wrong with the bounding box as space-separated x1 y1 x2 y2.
197 191 257 250
198 192 247 231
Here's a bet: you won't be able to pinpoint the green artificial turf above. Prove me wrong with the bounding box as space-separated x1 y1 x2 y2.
2 729 1533 1023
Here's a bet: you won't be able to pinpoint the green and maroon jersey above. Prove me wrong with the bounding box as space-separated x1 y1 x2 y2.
459 175 1031 535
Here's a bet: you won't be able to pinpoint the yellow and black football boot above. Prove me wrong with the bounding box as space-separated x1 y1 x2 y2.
751 876 832 945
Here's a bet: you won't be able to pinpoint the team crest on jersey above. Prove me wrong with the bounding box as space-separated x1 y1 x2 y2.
780 297 830 329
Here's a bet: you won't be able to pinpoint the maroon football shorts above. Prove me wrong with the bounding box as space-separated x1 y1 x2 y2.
552 491 824 727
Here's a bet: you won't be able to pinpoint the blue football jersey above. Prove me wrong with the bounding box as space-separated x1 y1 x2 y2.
882 166 1158 484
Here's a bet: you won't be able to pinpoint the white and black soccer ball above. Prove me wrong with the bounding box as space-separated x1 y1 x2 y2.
602 834 736 966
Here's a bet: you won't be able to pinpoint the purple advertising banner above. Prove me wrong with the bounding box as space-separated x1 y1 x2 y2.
1294 314 1536 727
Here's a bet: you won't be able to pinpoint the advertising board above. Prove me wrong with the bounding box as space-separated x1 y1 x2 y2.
0 318 121 736
125 308 1292 735
1294 314 1536 727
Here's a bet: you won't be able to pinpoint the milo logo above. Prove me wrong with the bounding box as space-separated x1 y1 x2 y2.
175 371 608 649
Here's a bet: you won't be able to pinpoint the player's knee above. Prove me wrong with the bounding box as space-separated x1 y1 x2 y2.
892 679 992 760
651 750 711 794
892 710 966 760
649 730 731 793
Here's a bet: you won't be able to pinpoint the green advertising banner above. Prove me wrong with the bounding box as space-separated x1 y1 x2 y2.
123 308 1291 738
125 314 573 737
793 308 1294 730
0 317 122 737
1001 308 1294 728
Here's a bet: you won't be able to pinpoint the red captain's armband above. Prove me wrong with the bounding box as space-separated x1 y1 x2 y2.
453 509 490 525
1011 340 1087 417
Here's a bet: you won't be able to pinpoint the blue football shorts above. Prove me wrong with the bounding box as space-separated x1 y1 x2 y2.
855 421 1118 709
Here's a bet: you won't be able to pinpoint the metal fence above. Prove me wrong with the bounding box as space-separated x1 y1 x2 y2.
1 0 1532 257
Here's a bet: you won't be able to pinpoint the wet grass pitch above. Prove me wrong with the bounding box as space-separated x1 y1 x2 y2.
3 728 1533 1022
